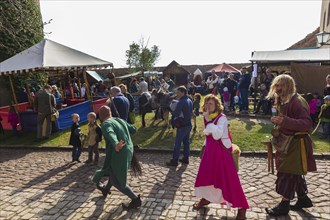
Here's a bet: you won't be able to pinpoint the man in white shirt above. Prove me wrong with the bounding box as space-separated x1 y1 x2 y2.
138 77 148 94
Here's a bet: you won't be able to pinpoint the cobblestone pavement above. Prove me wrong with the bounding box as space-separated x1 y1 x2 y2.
0 148 329 220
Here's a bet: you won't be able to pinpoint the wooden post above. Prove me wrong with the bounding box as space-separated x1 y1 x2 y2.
83 67 91 101
261 140 274 174
59 80 64 99
77 69 82 98
9 74 18 104
252 62 257 112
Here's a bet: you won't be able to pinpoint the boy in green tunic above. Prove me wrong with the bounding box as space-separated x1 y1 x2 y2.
93 105 141 210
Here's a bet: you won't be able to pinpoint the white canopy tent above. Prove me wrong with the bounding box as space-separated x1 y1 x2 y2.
0 39 113 75
0 39 113 103
250 47 330 98
250 48 330 63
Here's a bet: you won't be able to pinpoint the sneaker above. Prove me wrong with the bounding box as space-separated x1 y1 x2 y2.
179 158 189 164
166 160 178 167
290 195 313 210
122 195 142 210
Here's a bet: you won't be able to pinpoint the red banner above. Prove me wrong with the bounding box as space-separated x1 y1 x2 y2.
92 98 108 114
0 102 29 130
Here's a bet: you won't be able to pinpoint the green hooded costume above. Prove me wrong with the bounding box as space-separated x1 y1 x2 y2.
93 117 136 188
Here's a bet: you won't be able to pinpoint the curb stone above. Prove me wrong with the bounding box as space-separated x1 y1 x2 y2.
0 145 329 159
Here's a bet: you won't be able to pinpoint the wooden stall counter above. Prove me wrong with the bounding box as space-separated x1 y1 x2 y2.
66 98 86 106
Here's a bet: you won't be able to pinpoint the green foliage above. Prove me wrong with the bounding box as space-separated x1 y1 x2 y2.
0 71 47 104
11 71 47 90
0 0 44 62
125 37 161 74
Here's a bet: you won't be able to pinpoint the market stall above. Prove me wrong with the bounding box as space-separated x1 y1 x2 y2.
0 39 113 131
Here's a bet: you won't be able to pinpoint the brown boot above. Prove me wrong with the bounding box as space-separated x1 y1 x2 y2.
236 208 246 220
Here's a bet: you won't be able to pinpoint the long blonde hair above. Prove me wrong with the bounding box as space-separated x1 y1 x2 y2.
266 74 296 103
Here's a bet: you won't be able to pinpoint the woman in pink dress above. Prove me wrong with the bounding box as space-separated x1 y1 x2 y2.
194 94 249 220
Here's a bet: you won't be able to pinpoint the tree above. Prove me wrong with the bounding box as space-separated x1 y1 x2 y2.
0 0 44 105
0 0 44 62
125 37 160 75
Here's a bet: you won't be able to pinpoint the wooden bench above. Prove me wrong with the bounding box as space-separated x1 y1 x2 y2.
261 140 274 174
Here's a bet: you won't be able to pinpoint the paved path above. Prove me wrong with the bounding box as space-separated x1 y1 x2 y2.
0 148 329 220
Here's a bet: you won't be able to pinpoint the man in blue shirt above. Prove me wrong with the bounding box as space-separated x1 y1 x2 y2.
166 86 193 166
238 67 251 113
108 86 130 121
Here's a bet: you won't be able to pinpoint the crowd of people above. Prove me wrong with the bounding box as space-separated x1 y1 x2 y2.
1 69 329 219
60 73 326 218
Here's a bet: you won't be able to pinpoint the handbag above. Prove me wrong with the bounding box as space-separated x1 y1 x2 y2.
270 125 293 154
171 117 185 128
220 143 241 172
200 141 240 172
16 123 22 131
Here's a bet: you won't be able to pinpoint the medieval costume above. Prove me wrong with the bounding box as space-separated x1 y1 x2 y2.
266 94 317 216
93 117 141 210
194 113 249 216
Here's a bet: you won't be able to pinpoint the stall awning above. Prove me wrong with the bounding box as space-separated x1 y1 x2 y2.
116 71 141 79
87 71 105 82
0 39 113 75
250 48 330 63
207 63 240 73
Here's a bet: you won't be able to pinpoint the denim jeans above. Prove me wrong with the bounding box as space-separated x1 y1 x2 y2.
240 88 249 111
172 125 192 161
104 167 137 199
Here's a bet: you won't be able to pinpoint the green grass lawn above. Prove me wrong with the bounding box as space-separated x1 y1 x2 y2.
0 113 329 153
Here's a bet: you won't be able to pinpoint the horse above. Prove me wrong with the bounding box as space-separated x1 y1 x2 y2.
139 90 174 128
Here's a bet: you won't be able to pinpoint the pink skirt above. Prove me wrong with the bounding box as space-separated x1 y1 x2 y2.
194 136 249 209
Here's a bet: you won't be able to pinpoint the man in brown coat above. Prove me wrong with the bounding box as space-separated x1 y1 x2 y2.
265 74 317 217
34 85 56 140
